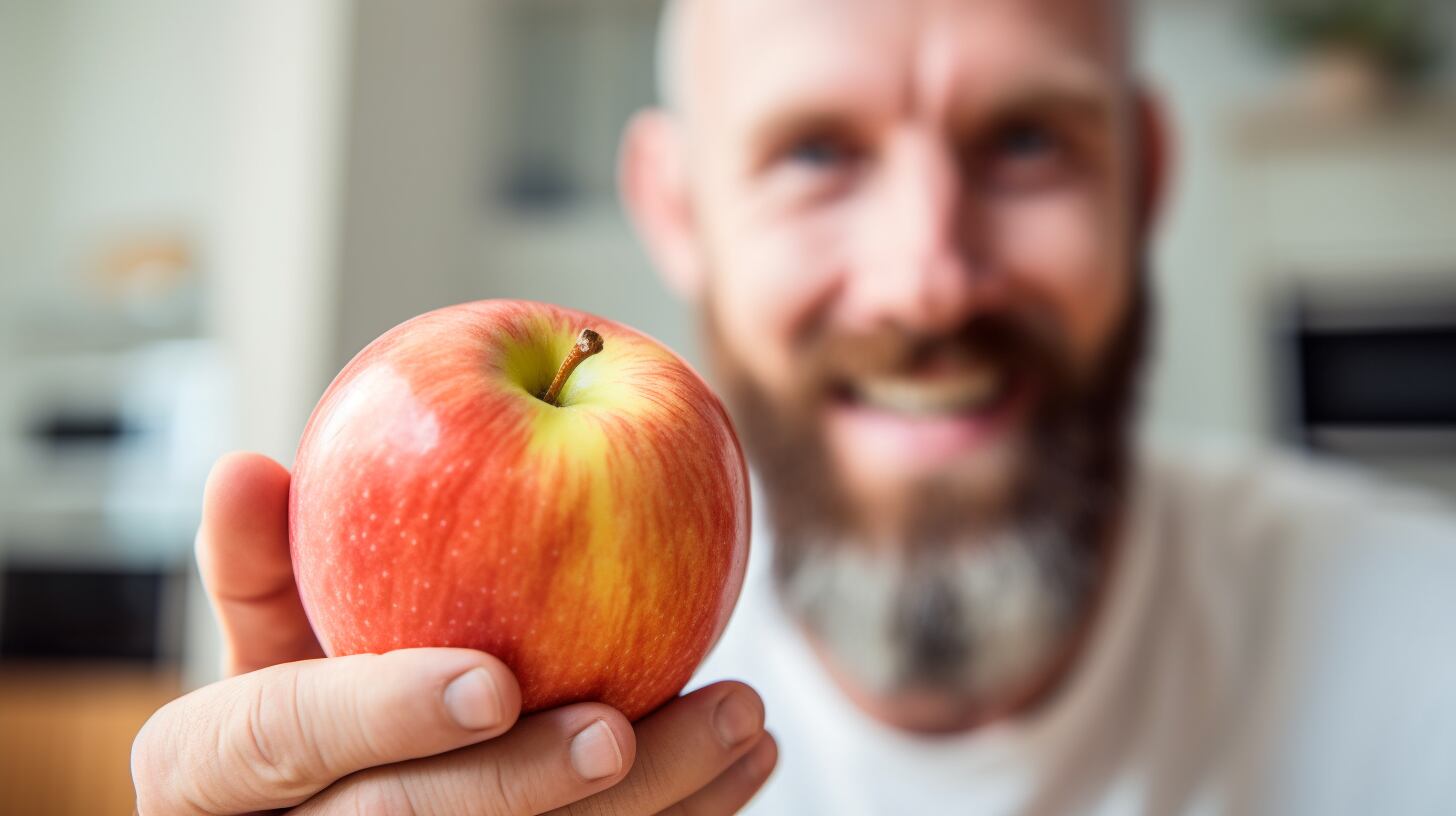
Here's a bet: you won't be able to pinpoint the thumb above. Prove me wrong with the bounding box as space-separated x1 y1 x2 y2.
132 648 522 815
197 451 323 675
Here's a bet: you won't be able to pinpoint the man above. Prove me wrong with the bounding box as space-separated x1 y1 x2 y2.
132 0 1456 813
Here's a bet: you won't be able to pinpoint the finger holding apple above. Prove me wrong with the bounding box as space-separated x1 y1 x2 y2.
135 431 770 815
290 300 752 720
289 680 776 816
195 451 324 675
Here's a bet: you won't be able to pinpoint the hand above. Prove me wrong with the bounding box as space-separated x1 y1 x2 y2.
132 452 777 815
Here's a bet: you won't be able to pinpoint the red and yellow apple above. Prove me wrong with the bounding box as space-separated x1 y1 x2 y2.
289 300 750 720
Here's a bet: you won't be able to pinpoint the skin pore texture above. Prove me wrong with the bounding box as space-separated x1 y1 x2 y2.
625 0 1156 732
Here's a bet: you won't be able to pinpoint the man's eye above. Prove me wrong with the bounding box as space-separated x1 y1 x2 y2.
978 120 1071 193
994 121 1059 160
784 135 853 169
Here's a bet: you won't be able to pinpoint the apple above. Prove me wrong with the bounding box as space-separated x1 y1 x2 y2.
289 300 750 720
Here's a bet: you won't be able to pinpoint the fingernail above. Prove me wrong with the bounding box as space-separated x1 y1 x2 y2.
569 720 623 781
444 667 502 731
713 691 761 747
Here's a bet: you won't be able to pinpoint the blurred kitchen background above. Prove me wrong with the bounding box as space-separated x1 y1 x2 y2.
0 0 1453 811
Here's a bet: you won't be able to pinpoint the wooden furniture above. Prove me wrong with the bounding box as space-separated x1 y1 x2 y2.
0 665 179 816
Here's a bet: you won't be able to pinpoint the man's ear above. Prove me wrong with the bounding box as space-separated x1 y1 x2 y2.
619 110 706 302
1135 89 1173 233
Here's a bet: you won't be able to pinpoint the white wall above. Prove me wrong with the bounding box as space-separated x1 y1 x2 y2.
206 0 352 464
0 3 55 314
329 0 491 372
1137 1 1282 444
0 0 224 311
472 0 698 368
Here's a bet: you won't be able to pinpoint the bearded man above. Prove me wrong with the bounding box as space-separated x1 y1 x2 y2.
133 1 1456 814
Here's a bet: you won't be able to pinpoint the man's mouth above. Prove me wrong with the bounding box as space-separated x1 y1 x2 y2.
849 362 1012 418
823 359 1031 485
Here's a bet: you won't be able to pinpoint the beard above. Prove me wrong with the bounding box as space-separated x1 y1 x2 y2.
703 271 1149 729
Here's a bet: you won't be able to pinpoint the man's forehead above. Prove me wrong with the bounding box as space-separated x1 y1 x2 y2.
688 0 1122 47
674 0 1124 123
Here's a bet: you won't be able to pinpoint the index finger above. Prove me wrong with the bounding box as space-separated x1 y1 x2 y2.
197 451 323 676
554 681 769 815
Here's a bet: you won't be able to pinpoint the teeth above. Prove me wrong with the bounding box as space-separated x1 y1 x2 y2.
856 366 1007 416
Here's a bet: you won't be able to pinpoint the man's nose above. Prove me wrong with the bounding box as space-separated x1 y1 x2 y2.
852 132 987 335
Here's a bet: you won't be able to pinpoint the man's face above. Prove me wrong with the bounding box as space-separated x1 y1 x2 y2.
636 0 1146 728
686 0 1135 527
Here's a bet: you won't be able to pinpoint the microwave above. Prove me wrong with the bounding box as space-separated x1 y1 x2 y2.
1279 278 1456 494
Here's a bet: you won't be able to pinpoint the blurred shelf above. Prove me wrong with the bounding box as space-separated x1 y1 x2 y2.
1235 96 1456 155
1231 96 1456 288
3 280 203 355
9 315 202 357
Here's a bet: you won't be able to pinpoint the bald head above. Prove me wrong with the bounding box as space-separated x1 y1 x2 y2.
653 0 1128 117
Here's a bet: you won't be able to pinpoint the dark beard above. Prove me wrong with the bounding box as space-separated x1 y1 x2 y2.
703 269 1149 725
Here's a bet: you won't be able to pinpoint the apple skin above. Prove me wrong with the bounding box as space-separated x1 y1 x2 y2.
290 300 750 720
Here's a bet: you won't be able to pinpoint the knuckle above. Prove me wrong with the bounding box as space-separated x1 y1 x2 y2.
633 749 677 805
559 798 632 816
353 761 513 816
224 669 323 799
478 753 535 816
340 772 419 816
559 758 665 816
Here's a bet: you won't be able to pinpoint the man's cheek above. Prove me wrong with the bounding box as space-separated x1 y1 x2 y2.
718 222 846 391
709 271 802 401
992 197 1126 366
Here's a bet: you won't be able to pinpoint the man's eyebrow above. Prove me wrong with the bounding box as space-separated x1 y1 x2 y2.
955 74 1118 130
743 102 872 164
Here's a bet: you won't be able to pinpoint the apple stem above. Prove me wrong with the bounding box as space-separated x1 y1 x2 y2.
542 328 605 406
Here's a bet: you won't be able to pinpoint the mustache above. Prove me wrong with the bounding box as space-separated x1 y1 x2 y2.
799 311 1076 393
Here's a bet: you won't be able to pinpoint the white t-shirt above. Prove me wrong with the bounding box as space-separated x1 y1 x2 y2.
690 445 1456 815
